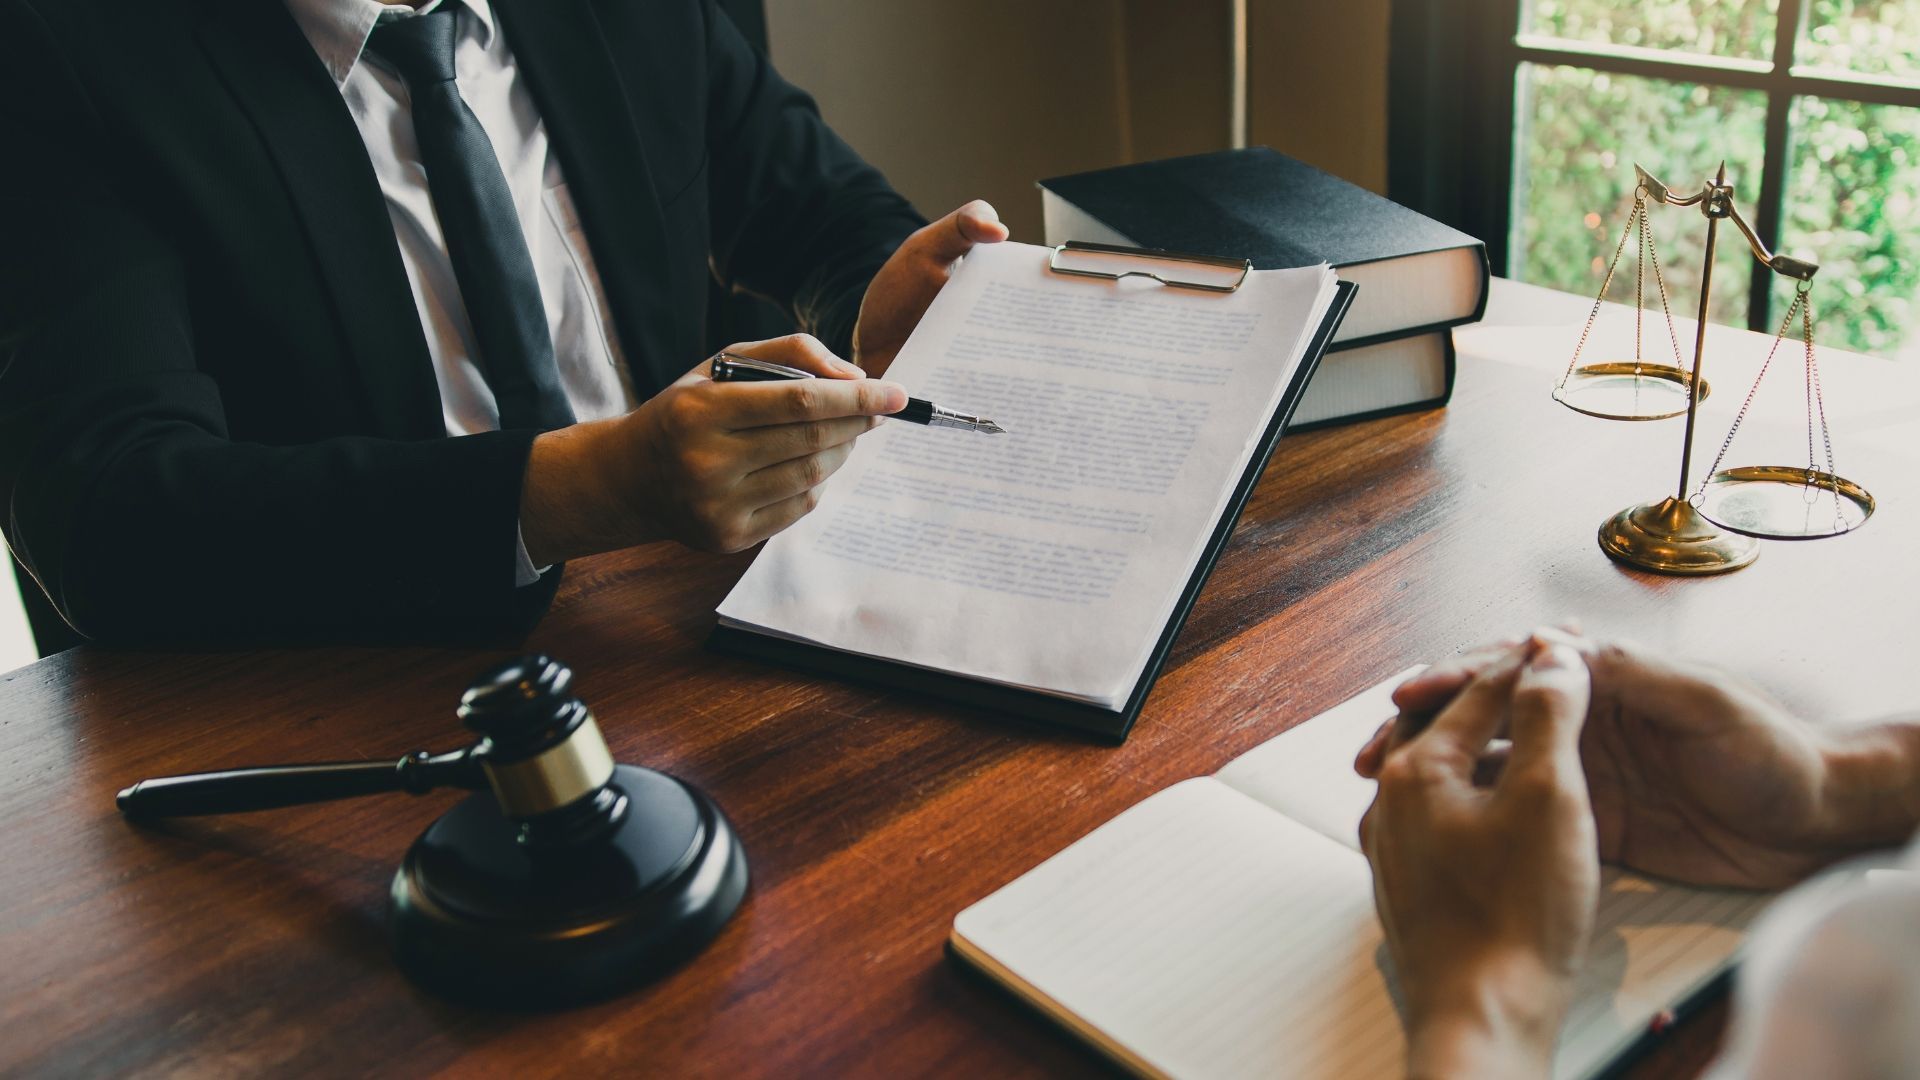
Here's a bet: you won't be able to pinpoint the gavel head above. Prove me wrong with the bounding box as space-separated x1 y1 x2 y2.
457 655 626 846
390 653 751 1006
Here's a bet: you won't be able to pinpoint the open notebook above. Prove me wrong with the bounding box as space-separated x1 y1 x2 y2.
714 242 1348 738
950 669 1774 1079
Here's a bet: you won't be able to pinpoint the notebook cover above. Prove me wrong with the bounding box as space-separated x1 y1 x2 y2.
708 280 1357 742
1284 328 1455 434
1590 969 1736 1080
1041 147 1490 330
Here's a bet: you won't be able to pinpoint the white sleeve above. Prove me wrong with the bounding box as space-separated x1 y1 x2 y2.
1706 833 1920 1079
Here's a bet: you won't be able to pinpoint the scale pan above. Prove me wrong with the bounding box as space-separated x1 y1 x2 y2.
1553 362 1706 421
1697 466 1874 540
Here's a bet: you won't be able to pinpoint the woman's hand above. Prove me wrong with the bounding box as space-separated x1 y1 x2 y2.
1360 643 1598 1079
1370 631 1920 889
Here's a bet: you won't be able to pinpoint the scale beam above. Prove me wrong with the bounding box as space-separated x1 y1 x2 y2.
1633 163 1818 280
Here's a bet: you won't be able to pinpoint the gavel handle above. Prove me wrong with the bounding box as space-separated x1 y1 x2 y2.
116 747 486 818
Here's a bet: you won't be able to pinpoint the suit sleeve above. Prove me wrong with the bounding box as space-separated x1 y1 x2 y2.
698 0 927 358
0 2 553 647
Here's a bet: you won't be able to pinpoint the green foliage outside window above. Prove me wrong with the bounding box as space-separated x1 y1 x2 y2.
1524 0 1778 61
1513 0 1920 361
1513 65 1766 334
1797 0 1920 81
1779 98 1920 360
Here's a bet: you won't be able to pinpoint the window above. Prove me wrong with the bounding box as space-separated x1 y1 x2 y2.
1391 0 1920 360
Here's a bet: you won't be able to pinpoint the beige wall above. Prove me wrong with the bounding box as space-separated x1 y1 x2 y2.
1118 0 1235 163
766 1 1134 241
1248 0 1391 194
765 0 1390 237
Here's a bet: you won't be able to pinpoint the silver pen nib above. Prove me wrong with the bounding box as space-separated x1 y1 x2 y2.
928 404 1008 434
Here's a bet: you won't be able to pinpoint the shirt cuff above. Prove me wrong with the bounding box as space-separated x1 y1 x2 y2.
514 526 551 588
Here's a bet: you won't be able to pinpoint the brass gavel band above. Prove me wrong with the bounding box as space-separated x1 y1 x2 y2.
482 714 617 817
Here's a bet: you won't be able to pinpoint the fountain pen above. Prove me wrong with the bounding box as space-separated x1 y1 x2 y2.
709 352 1006 434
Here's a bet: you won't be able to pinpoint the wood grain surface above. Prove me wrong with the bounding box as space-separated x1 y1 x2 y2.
1 282 1913 1078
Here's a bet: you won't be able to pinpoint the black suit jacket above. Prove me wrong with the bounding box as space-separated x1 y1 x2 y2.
0 0 925 646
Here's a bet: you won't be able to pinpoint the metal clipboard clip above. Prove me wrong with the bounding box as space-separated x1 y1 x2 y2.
1046 241 1252 293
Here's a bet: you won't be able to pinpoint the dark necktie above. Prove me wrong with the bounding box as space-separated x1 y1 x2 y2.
367 8 575 432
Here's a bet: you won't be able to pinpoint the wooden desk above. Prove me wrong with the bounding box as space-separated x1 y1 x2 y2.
2 281 1914 1077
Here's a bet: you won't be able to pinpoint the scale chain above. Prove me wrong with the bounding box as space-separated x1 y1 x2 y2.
1635 198 1646 376
1557 188 1688 398
1803 289 1815 482
1801 290 1845 529
1644 213 1687 368
1559 194 1643 389
1693 290 1803 505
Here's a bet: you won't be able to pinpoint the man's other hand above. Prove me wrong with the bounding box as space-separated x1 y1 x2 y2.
851 200 1009 377
520 334 904 564
1360 643 1598 1080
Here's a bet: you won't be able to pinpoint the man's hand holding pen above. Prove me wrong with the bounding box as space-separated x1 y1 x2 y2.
517 200 1008 568
520 333 906 564
710 352 1005 434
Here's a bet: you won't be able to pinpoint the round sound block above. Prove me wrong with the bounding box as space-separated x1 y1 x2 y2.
389 765 748 1008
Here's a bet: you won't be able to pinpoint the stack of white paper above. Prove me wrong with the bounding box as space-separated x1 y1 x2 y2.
718 242 1339 708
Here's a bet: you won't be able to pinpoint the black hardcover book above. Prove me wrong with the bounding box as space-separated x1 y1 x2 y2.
1040 147 1489 351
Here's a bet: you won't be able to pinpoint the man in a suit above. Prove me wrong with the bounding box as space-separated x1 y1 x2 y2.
0 0 1007 647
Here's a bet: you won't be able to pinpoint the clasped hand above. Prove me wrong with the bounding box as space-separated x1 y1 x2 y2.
1354 629 1918 1077
1358 642 1597 1079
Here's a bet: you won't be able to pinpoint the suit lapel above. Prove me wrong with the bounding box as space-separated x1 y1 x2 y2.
196 0 443 439
492 0 674 384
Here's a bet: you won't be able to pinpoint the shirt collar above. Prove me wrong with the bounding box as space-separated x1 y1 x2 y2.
283 0 496 88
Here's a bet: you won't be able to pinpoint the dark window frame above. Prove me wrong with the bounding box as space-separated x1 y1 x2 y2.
1390 0 1920 333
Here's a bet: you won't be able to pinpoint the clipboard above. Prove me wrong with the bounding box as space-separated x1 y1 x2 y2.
710 244 1358 743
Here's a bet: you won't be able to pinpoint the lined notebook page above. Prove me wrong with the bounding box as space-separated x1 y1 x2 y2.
1213 665 1421 849
953 675 1777 1079
954 779 1408 1079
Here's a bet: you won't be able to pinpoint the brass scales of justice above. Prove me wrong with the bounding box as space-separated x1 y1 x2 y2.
1553 162 1876 575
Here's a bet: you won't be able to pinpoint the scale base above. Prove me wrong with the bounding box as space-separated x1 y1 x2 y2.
389 765 748 1008
1598 496 1760 575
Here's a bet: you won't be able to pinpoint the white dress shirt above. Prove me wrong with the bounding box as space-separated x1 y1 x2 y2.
284 0 636 583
